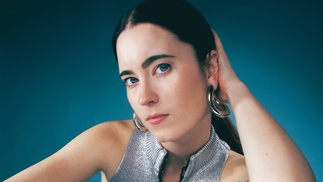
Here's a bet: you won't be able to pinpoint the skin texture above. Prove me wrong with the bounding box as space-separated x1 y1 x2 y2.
117 23 219 181
116 23 248 182
4 24 315 182
212 30 315 181
4 120 134 182
117 23 213 156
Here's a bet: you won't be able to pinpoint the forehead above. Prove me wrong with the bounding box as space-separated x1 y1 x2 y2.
116 23 194 70
116 23 177 58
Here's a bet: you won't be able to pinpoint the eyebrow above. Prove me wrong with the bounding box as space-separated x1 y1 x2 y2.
119 54 175 78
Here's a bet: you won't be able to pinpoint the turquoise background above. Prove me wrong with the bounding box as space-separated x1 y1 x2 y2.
1 0 322 181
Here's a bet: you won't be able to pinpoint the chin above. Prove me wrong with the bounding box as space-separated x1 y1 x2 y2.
152 129 182 143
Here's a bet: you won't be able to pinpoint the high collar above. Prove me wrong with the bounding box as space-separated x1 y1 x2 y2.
144 126 230 178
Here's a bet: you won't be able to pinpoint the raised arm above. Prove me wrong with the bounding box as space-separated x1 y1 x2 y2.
4 121 133 182
212 30 315 181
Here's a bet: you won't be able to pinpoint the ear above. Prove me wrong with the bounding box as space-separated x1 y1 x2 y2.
206 50 219 89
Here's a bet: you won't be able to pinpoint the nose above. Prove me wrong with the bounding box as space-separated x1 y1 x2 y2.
138 81 159 106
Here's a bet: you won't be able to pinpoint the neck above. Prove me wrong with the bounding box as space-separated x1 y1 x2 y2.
159 123 212 182
159 152 190 182
161 122 212 164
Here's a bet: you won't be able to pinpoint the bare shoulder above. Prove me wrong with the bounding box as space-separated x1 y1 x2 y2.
93 120 135 162
220 150 249 182
84 120 134 154
5 120 134 182
95 120 135 180
80 120 135 178
93 120 135 142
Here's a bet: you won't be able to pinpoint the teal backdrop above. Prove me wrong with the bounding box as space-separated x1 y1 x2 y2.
1 0 322 181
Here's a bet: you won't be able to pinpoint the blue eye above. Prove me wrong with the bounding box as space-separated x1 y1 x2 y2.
124 77 138 86
156 64 170 74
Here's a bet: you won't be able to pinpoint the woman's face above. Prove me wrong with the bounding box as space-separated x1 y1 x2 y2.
117 23 213 143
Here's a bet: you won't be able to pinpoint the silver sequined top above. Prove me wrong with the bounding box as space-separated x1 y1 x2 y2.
110 126 230 182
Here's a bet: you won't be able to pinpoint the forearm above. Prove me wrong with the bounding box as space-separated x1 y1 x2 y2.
229 82 315 181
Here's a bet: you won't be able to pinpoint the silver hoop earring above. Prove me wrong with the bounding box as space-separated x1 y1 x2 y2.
133 112 148 132
207 86 230 118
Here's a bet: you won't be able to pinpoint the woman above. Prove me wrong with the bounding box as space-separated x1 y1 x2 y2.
5 0 315 181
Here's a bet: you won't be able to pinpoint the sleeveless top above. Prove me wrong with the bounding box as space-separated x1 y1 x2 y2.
110 126 230 182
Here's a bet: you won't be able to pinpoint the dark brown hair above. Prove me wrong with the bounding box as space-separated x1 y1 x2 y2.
112 0 243 155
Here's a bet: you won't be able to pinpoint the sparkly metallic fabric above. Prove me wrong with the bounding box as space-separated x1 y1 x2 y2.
109 126 230 182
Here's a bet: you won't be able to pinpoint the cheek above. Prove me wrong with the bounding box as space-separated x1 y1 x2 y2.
165 67 208 105
126 89 137 110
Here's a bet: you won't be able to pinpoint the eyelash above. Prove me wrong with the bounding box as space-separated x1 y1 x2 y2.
155 63 171 75
123 77 138 86
123 63 172 86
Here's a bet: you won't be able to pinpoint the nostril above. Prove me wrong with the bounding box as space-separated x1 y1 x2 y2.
138 88 158 106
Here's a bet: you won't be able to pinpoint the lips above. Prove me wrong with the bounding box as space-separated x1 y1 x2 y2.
146 114 169 125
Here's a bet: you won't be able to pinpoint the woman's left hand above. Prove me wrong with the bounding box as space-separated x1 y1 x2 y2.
211 29 244 104
211 29 315 182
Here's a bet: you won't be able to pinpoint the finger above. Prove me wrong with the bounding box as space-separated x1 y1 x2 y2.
211 29 224 52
